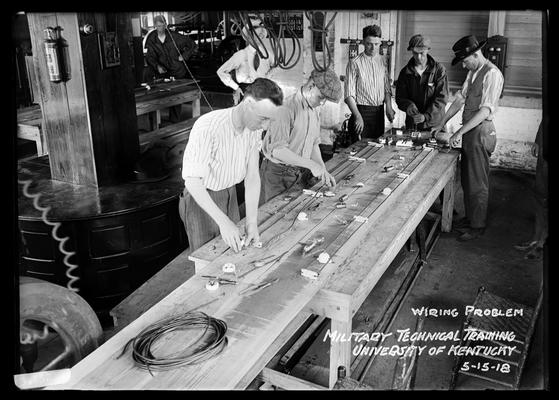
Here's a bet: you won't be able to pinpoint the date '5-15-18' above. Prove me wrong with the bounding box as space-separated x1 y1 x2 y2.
461 361 511 373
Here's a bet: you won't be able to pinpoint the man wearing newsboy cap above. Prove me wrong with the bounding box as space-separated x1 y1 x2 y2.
260 68 342 204
396 34 448 131
432 35 504 241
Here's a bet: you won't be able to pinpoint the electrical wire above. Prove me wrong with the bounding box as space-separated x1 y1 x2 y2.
304 11 337 72
118 311 228 375
165 26 213 111
234 11 269 60
260 11 301 70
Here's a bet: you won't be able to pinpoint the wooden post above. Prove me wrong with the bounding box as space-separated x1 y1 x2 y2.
329 316 352 389
441 163 457 232
27 12 139 187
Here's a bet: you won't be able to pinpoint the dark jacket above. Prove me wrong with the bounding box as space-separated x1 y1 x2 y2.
395 54 448 130
145 29 197 79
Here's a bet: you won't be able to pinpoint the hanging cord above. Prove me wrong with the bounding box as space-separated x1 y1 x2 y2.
260 11 302 70
118 311 228 375
165 26 213 111
234 11 270 60
305 11 337 72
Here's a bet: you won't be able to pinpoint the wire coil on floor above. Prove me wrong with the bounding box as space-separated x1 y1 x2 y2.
118 311 228 375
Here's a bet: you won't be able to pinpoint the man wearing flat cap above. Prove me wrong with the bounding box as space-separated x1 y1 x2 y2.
260 68 342 204
396 34 448 131
432 35 504 241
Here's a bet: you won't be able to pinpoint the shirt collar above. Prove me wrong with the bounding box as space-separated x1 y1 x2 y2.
231 108 245 136
298 87 312 110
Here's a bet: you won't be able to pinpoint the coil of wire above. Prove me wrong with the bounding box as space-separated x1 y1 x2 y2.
118 311 228 375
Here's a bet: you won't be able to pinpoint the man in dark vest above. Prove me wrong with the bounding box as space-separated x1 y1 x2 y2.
432 35 504 241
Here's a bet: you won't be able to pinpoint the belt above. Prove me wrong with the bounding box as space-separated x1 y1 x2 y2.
264 158 303 173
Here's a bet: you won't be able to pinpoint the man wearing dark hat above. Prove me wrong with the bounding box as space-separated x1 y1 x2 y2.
396 34 448 131
432 35 504 241
260 68 342 204
344 25 395 141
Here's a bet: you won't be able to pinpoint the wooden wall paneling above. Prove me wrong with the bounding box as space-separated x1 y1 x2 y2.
27 13 97 186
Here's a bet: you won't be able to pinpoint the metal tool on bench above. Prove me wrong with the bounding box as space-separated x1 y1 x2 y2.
237 250 290 279
201 275 238 285
239 277 280 296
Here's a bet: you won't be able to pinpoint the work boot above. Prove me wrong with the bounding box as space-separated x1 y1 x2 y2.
525 246 543 260
514 240 538 251
457 227 485 242
452 217 470 232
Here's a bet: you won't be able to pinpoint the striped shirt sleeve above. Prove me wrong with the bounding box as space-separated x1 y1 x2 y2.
181 116 215 180
344 59 357 100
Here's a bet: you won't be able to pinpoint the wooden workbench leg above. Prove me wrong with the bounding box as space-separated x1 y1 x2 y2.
441 167 457 232
329 318 352 389
192 97 201 117
155 110 161 128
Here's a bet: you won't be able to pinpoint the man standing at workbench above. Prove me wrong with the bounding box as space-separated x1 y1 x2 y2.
396 34 448 131
144 15 198 122
344 25 395 141
259 68 342 204
431 35 504 241
179 78 283 252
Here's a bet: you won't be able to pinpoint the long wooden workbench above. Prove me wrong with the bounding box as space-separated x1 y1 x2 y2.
53 140 459 390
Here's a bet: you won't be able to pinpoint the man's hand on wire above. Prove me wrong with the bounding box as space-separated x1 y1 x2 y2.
219 218 243 253
449 131 463 148
244 221 260 248
323 171 336 187
412 113 425 124
354 113 364 135
430 123 445 136
178 55 184 62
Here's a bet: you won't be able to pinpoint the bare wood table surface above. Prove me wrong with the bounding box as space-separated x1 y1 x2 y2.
53 140 459 390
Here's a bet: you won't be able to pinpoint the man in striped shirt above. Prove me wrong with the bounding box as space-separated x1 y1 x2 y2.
344 25 395 141
179 78 283 252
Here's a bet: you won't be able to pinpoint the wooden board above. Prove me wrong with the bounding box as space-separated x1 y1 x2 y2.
55 143 444 390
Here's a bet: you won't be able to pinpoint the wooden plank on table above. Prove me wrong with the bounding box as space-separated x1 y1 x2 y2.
58 145 438 390
325 153 458 303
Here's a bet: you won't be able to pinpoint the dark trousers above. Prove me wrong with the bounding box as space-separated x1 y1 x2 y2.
349 104 385 142
534 146 548 245
259 158 313 206
460 120 497 229
178 186 240 252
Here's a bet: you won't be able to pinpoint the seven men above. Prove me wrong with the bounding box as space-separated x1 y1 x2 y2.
431 35 504 241
260 69 342 204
